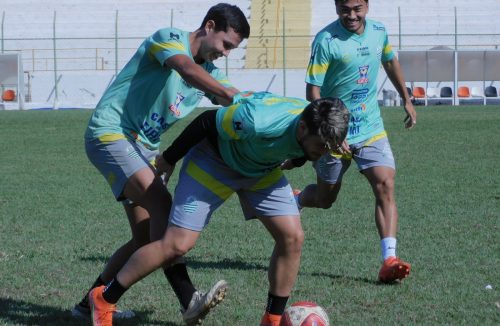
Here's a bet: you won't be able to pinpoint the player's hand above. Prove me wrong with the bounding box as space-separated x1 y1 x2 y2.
155 154 175 184
403 101 417 129
331 140 351 155
280 159 295 170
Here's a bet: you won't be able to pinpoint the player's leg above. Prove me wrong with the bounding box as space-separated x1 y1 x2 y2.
76 138 199 321
238 172 303 326
73 138 152 319
161 141 232 325
95 141 232 325
363 166 398 239
123 155 227 321
295 153 350 209
258 214 304 326
90 225 201 326
357 136 410 282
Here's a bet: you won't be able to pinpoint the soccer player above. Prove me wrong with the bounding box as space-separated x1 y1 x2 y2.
295 0 416 283
74 3 250 324
87 92 350 326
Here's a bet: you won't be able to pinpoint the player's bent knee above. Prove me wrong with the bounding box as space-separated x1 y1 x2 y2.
375 178 395 198
158 236 194 260
281 229 304 254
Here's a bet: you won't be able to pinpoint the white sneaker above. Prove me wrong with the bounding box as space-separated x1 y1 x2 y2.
71 303 135 320
182 280 228 325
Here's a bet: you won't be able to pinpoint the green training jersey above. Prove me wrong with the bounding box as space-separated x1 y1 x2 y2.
215 92 308 177
305 19 394 144
85 27 233 150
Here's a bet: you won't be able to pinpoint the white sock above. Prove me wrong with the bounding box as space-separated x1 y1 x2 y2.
381 237 397 260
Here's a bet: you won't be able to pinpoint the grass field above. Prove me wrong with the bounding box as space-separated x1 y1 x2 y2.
0 105 499 325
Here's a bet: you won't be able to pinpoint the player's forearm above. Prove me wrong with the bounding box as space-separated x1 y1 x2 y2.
215 87 239 106
306 83 321 101
162 110 218 165
177 63 234 103
384 59 411 103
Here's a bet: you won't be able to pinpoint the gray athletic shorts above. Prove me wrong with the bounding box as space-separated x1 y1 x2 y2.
313 132 395 184
85 136 157 201
169 140 300 232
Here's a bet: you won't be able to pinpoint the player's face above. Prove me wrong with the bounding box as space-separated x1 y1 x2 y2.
336 0 368 35
298 134 331 161
200 22 242 62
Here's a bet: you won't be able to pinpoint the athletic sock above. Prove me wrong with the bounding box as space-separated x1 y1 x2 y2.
79 275 106 307
164 263 197 309
102 278 128 304
265 292 289 315
381 237 397 260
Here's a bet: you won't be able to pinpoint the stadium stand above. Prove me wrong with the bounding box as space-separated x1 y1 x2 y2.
457 86 471 98
0 0 499 108
485 86 498 97
412 87 426 99
426 87 439 99
471 87 483 98
1 89 16 102
440 86 453 98
245 0 311 68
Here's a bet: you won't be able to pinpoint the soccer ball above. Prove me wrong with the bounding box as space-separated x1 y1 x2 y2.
280 301 330 326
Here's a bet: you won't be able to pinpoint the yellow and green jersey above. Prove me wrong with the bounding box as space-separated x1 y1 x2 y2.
85 27 233 150
215 92 308 177
306 19 394 144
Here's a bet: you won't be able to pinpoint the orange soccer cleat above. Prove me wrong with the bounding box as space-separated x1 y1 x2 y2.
260 312 282 326
378 256 411 283
89 285 116 326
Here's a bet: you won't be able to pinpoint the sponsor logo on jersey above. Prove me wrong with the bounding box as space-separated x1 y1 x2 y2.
169 92 185 116
351 103 367 112
357 65 369 84
372 24 385 31
357 46 370 57
233 121 243 130
169 32 180 40
351 89 369 103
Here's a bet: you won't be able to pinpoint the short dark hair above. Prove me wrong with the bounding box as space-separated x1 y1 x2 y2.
200 3 250 39
301 98 350 150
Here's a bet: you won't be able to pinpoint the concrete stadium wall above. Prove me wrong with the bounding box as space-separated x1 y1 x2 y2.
0 0 498 109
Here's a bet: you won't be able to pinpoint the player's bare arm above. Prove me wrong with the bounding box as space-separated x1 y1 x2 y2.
165 54 236 106
215 86 239 106
306 83 322 102
382 58 417 129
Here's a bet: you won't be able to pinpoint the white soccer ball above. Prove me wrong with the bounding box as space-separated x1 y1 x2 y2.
280 301 330 326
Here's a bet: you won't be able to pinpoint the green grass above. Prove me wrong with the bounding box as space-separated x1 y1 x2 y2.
0 105 499 325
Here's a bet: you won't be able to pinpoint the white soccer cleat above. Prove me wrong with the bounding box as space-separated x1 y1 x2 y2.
182 280 228 325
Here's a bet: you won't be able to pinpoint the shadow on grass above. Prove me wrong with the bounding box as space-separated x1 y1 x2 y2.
0 297 172 326
81 254 268 272
310 271 379 285
80 255 383 285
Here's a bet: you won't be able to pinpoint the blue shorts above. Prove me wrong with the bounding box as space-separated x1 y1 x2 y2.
85 136 157 201
313 132 395 184
169 140 300 232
